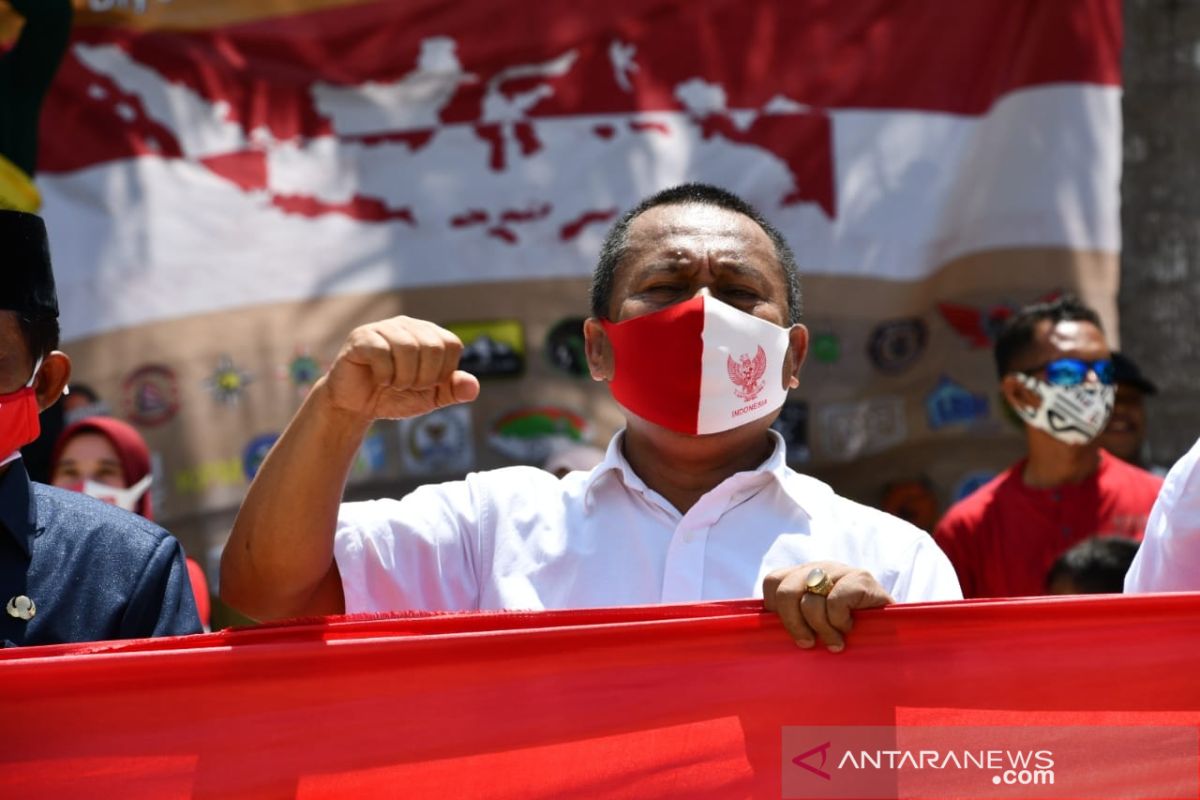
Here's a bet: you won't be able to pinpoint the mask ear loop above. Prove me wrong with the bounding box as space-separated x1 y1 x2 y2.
24 356 43 389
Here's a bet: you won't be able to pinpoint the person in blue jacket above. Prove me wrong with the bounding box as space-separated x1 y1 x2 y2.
0 209 201 646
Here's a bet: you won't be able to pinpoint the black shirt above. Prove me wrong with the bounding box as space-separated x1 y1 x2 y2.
0 459 202 647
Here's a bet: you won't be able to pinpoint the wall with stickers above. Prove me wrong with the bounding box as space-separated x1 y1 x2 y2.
9 0 1125 572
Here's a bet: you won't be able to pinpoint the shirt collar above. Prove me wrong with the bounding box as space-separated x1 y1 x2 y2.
582 429 814 518
0 459 37 557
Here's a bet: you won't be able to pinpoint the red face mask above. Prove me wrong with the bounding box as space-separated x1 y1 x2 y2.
0 357 42 463
599 295 792 435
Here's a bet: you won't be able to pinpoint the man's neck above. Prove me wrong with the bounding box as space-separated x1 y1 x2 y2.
621 424 776 514
1021 430 1102 489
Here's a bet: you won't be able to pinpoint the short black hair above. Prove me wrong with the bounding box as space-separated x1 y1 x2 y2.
992 293 1103 378
1045 536 1139 594
17 314 60 362
590 183 802 324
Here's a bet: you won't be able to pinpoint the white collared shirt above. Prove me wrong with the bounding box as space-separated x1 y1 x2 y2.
334 431 962 612
1125 435 1200 593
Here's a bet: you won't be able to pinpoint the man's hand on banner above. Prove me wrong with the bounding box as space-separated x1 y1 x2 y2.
762 561 893 653
320 316 481 422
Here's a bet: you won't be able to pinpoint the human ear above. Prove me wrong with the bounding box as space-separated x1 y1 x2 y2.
1001 373 1040 414
34 351 71 413
782 324 809 390
582 318 614 382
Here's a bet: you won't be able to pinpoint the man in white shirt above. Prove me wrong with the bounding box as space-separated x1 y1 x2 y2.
1124 435 1200 593
221 183 961 652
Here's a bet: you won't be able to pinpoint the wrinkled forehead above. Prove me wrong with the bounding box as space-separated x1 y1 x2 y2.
622 203 779 265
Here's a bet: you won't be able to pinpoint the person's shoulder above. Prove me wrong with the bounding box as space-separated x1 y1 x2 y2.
31 483 173 553
1099 449 1165 489
467 465 566 490
803 473 928 544
341 466 566 518
936 463 1020 529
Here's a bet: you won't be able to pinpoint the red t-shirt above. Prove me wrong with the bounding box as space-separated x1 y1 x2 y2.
933 450 1163 598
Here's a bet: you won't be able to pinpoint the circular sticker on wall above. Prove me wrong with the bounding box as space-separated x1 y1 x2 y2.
242 433 280 481
400 406 474 474
867 318 927 375
811 332 841 364
122 364 180 427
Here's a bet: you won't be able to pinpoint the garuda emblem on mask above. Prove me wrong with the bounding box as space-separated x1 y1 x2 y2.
727 346 768 402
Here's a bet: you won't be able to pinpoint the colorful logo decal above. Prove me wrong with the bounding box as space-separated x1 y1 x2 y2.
488 406 588 463
937 302 1017 349
280 348 324 397
204 355 254 405
771 400 810 464
952 470 997 503
881 478 939 532
937 291 1061 349
350 430 389 481
447 320 525 378
173 457 244 496
121 364 180 427
399 406 474 474
811 332 841 364
925 376 989 430
816 396 907 462
867 318 927 375
242 433 280 481
727 346 768 401
544 317 589 377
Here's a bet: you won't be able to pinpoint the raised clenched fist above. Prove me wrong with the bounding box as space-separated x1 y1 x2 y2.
320 316 480 422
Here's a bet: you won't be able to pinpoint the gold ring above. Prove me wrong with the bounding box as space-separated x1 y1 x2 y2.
804 568 834 597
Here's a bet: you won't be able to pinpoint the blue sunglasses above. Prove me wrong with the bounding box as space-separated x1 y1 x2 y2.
1027 358 1115 387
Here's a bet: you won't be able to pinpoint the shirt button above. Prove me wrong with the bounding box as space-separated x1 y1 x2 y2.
6 595 36 620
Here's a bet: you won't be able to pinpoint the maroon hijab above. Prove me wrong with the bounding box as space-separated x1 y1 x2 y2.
50 416 154 520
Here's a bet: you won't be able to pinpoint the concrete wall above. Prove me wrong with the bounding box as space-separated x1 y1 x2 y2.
1122 0 1200 467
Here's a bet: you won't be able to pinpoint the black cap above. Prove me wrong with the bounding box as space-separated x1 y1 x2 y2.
1 210 59 318
1111 351 1157 396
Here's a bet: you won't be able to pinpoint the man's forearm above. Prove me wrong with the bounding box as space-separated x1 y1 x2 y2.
220 378 370 620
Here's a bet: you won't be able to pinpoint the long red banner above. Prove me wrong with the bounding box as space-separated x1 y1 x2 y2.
3 595 1199 798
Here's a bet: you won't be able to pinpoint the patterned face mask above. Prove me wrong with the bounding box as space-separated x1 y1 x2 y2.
599 294 792 436
1009 372 1114 445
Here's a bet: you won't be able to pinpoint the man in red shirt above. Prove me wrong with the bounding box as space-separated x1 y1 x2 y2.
933 296 1163 598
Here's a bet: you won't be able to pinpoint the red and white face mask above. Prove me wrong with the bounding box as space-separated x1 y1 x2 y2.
600 294 793 435
63 474 153 513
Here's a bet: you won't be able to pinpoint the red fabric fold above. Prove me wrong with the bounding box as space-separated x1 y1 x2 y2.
2 594 1198 798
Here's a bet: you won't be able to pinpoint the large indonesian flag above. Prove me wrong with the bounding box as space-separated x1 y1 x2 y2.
12 1 1122 541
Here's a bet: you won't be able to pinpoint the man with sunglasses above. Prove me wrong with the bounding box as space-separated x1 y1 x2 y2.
933 295 1163 598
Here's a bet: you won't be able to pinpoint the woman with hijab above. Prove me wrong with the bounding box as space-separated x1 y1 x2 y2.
50 416 211 629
